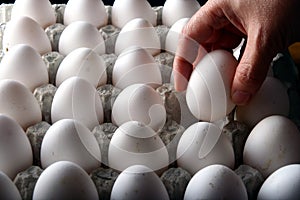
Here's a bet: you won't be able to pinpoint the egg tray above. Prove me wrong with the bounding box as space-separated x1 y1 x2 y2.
1 3 300 200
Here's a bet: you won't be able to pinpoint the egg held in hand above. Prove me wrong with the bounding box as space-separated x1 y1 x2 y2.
186 50 238 122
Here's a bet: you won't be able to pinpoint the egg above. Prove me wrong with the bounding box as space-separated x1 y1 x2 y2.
64 0 108 28
111 84 166 132
0 44 49 92
0 171 22 199
10 0 56 29
176 122 234 175
111 165 169 200
2 16 52 54
243 115 300 178
32 161 99 200
108 121 169 174
257 164 300 199
51 77 104 130
111 0 157 28
184 164 247 199
114 18 161 56
58 21 105 56
165 18 189 54
236 77 289 128
0 114 33 180
0 79 42 130
186 50 238 122
162 0 200 27
41 119 101 173
113 46 162 89
56 47 107 87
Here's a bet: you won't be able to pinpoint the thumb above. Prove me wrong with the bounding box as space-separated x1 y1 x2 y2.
231 33 275 105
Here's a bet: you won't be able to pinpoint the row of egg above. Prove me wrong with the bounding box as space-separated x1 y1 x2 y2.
9 0 200 28
2 0 197 56
1 109 300 199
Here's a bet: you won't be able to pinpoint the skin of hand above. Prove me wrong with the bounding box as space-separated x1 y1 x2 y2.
173 0 300 105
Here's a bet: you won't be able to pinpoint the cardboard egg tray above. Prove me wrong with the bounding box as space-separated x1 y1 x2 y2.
1 2 300 200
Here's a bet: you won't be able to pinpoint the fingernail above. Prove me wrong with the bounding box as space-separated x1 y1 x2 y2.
232 90 251 105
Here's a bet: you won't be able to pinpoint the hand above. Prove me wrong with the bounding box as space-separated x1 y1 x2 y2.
173 0 300 105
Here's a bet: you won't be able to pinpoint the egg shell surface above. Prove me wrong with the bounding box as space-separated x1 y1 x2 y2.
3 16 51 54
110 165 169 200
33 161 99 200
0 44 49 92
184 164 247 199
0 79 42 130
114 18 161 56
11 0 56 29
176 121 234 175
64 0 108 28
111 0 156 28
0 171 22 199
108 121 169 174
56 47 107 87
257 164 300 199
186 50 237 122
41 119 101 173
112 46 162 89
58 21 105 56
243 115 300 178
51 77 104 130
111 84 166 132
0 114 33 180
236 76 290 128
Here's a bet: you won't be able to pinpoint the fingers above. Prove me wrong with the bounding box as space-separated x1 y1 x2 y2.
173 1 230 91
231 28 275 105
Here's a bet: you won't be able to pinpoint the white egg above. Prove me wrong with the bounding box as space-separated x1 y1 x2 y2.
186 50 238 122
257 164 300 199
113 46 162 89
64 0 108 28
176 122 234 175
41 119 101 173
184 164 247 199
111 84 166 132
165 18 189 54
51 77 104 130
236 77 289 128
33 161 99 200
0 79 42 130
111 0 157 28
162 0 200 27
0 44 49 92
56 47 107 87
11 0 56 29
243 115 300 178
2 16 52 54
111 165 169 200
108 121 169 174
58 21 105 56
0 171 22 199
0 114 33 180
115 18 161 56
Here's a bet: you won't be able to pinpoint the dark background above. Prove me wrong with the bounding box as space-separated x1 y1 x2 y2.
2 0 207 7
